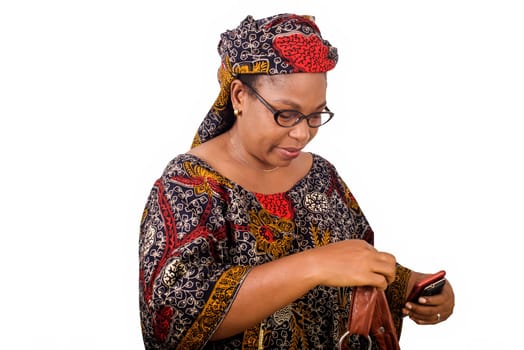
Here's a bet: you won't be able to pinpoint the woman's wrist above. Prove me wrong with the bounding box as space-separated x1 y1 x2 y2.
295 249 323 288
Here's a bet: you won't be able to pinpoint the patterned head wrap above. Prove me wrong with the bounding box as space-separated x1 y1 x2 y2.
191 13 338 148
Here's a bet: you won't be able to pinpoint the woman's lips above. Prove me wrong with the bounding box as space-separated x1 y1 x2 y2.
278 147 302 159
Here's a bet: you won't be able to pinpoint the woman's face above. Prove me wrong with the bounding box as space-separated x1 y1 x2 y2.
232 72 328 169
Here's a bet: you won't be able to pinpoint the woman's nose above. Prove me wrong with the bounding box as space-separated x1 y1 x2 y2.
288 118 312 142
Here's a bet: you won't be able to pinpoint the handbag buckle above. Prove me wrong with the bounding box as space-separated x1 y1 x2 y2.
337 331 372 350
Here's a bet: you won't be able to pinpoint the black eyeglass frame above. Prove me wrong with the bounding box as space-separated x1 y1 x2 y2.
242 82 334 128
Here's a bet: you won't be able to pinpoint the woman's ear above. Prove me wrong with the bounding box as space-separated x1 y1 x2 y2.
230 79 248 112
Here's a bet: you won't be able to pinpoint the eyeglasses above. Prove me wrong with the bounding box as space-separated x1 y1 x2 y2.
242 83 334 128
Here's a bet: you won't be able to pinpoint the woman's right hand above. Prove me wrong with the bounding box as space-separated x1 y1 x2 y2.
305 239 396 290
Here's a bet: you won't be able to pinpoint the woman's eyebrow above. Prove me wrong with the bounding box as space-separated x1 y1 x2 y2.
271 98 327 110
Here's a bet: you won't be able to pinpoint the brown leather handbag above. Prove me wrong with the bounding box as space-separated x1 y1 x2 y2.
337 286 401 350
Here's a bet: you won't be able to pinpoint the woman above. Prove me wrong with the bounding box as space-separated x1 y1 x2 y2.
139 13 455 349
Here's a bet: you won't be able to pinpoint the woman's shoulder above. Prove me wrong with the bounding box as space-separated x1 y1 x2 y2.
310 153 339 174
161 153 215 178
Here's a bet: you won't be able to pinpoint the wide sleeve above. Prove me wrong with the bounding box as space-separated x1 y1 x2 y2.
385 264 411 339
138 159 251 350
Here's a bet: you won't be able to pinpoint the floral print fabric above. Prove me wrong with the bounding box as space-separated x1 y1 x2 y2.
139 153 407 349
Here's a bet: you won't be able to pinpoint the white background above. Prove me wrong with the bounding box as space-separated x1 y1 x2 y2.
1 1 523 349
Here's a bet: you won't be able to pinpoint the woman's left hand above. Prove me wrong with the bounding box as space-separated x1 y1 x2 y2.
402 276 455 324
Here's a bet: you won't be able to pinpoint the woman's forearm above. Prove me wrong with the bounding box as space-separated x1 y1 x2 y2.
210 250 319 340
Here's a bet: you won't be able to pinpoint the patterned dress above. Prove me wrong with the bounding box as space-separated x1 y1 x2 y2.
139 153 409 349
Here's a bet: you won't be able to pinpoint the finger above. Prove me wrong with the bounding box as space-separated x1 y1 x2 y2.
373 252 396 284
362 271 390 290
405 301 435 317
405 301 448 324
406 306 441 324
417 295 443 306
411 311 447 325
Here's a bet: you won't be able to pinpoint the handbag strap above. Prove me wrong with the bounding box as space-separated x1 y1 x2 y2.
338 286 401 350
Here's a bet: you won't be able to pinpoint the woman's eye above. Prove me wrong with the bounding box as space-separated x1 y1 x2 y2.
279 111 302 119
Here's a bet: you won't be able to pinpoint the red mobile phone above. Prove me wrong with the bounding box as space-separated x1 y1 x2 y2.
406 270 446 303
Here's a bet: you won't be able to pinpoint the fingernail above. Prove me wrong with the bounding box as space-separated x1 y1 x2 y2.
405 303 412 310
419 297 427 304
